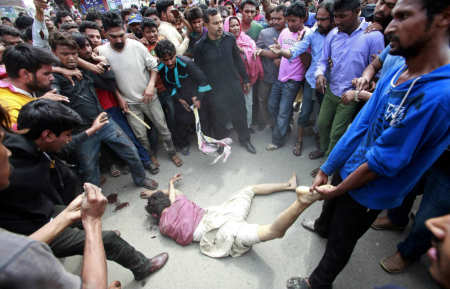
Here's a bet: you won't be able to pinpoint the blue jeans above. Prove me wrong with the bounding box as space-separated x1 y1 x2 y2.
397 165 450 261
268 80 302 146
76 121 146 186
106 107 152 168
297 81 323 127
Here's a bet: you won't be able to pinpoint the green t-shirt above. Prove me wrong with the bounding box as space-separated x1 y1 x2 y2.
245 21 263 42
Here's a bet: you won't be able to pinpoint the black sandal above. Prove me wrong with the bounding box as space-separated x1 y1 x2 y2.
293 141 303 156
286 277 311 289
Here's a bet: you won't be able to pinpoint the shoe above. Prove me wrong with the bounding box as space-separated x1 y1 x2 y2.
380 252 410 273
371 216 406 231
241 141 256 154
145 163 160 175
134 252 169 281
140 178 159 190
301 219 316 233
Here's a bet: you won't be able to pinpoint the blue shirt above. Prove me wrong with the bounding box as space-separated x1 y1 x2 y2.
305 12 316 28
315 18 385 97
321 63 450 210
289 28 325 88
378 45 405 78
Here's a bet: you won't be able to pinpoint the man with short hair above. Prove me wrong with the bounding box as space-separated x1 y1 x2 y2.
141 18 161 54
156 0 189 55
240 0 263 41
185 7 207 57
309 0 384 162
143 7 161 27
255 5 286 130
98 12 183 167
0 25 23 47
55 10 74 29
79 21 103 48
50 32 160 188
194 8 256 154
85 10 105 38
60 22 79 33
128 13 144 39
0 99 169 283
287 0 450 288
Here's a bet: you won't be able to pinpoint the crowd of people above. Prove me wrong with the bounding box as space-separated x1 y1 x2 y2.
0 0 449 288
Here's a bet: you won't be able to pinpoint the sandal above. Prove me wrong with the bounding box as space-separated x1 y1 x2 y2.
292 141 303 156
308 150 324 160
109 164 121 177
286 277 311 289
150 155 160 168
310 167 320 178
171 154 183 167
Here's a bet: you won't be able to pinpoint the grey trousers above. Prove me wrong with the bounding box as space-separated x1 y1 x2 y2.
126 98 176 156
256 80 272 126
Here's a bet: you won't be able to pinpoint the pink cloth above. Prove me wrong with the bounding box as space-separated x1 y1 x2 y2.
159 195 205 246
277 27 309 82
224 16 264 86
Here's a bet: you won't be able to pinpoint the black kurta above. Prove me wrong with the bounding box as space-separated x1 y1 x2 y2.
193 32 250 141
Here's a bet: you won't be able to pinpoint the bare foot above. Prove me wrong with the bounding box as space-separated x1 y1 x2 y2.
287 173 297 191
140 189 157 199
296 186 321 204
108 281 121 289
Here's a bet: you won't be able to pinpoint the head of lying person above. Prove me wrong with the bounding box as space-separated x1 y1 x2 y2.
145 191 171 220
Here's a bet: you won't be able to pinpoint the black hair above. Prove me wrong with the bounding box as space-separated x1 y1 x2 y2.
3 43 59 79
60 22 79 32
143 7 159 17
71 32 88 49
333 0 360 12
283 0 291 3
155 39 176 58
85 11 102 22
203 7 219 23
120 8 132 21
140 6 149 15
199 4 208 13
102 11 123 32
186 7 204 22
317 0 334 19
285 1 307 18
272 4 287 15
79 21 101 33
55 10 73 26
145 191 171 219
1 17 12 23
49 31 79 51
219 6 231 17
156 0 174 17
141 18 158 30
17 99 83 140
0 24 22 38
419 0 450 22
14 15 33 30
131 4 139 9
239 0 258 11
23 26 32 42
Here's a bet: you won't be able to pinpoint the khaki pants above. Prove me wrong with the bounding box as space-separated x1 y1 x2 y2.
126 98 176 156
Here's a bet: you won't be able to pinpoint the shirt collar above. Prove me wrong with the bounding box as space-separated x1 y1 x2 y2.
0 80 34 97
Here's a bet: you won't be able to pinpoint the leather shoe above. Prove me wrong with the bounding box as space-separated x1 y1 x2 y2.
241 141 256 154
134 252 169 281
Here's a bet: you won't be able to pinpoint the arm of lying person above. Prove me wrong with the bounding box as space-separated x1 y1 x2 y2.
168 174 183 203
29 194 83 244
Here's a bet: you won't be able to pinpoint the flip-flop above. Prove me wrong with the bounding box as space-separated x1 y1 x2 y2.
293 142 303 156
310 167 320 177
286 277 311 289
309 150 324 160
109 164 121 177
150 155 160 168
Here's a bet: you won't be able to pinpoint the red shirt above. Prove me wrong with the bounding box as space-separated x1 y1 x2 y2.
96 88 118 110
159 195 205 246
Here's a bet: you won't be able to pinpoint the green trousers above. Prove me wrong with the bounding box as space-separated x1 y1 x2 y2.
318 87 358 156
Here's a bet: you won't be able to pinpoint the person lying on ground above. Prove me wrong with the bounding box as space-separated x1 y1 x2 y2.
142 173 329 258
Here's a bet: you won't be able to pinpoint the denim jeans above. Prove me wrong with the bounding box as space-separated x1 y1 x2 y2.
76 121 146 186
106 106 152 168
297 81 323 127
268 80 302 146
397 165 450 261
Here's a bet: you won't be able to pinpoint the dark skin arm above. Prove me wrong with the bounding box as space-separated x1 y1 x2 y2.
312 163 378 200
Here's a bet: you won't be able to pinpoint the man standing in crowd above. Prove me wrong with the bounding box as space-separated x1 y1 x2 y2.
240 0 264 41
156 0 190 55
309 0 384 165
50 32 159 188
255 5 286 130
1 99 169 283
55 10 74 30
98 11 183 167
194 8 256 154
287 0 450 288
185 7 207 57
79 21 103 48
269 0 335 156
265 2 309 151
